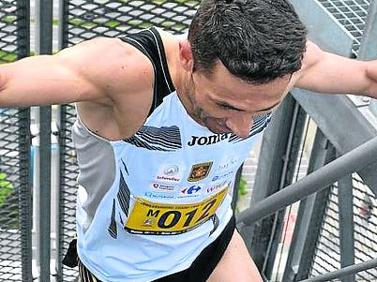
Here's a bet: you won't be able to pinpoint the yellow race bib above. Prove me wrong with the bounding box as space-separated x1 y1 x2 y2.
125 188 228 235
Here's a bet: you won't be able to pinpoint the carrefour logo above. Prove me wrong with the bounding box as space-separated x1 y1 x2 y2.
180 185 202 195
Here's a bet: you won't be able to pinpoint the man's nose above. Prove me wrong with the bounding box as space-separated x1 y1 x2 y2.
225 114 254 138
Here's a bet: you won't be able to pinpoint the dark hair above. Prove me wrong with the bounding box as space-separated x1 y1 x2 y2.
188 0 307 83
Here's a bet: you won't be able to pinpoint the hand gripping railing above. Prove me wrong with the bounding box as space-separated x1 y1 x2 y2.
236 136 377 280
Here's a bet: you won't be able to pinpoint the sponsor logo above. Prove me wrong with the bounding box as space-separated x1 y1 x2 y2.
212 171 234 182
187 133 230 146
180 185 202 196
164 165 179 176
157 176 180 182
156 165 181 182
144 192 175 199
218 163 230 171
151 183 175 192
218 157 240 171
188 162 213 182
206 181 230 194
142 218 154 227
230 157 239 164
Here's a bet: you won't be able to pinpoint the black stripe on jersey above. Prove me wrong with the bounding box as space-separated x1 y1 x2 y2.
119 212 124 226
123 125 182 151
108 199 117 239
122 160 129 175
118 170 131 217
229 113 272 143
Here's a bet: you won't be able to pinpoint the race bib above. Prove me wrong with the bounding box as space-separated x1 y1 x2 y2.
125 188 228 235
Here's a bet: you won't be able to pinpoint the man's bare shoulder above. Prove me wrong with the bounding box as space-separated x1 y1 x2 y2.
60 37 156 139
57 36 154 99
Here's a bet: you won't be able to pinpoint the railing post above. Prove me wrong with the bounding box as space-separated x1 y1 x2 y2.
283 130 335 281
16 0 33 280
263 103 307 279
35 0 53 281
338 175 355 282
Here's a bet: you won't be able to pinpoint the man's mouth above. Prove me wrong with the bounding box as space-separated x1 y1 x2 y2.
204 117 232 134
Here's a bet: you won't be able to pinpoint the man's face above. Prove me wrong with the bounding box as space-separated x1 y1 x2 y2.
185 62 290 138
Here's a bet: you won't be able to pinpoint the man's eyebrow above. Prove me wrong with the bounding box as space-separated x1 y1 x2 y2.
217 100 280 112
216 101 244 111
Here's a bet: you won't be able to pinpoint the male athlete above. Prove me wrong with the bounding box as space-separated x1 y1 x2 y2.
1 0 377 281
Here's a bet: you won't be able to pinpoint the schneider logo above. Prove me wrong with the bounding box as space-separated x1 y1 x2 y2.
157 175 180 182
163 165 179 176
187 133 230 146
156 165 181 182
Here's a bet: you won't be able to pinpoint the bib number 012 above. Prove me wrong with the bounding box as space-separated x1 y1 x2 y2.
125 188 228 235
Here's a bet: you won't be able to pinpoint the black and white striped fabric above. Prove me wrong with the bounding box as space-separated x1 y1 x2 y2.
123 125 182 151
108 170 131 239
79 260 102 282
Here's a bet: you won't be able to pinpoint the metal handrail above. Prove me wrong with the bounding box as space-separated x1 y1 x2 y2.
299 258 377 282
236 136 377 225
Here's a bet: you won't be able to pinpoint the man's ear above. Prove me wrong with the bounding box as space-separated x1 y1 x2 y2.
179 40 194 72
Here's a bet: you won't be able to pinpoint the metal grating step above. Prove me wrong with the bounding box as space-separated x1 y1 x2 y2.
316 0 371 55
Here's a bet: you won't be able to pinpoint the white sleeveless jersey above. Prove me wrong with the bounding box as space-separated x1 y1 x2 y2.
72 27 271 282
74 91 270 281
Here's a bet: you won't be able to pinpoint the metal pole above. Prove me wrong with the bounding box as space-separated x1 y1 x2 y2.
55 0 67 279
35 0 53 281
263 103 307 279
236 137 377 225
338 175 355 282
282 130 335 281
16 0 33 280
31 107 40 276
298 258 377 282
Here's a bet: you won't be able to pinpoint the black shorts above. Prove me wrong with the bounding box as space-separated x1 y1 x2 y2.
75 215 236 282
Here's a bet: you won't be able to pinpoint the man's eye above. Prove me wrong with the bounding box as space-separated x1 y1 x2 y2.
218 103 234 110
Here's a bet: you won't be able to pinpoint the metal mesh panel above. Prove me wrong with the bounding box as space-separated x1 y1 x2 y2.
58 105 79 281
310 184 342 279
58 1 199 280
0 1 31 281
317 0 371 55
63 0 199 46
0 1 20 63
309 175 377 280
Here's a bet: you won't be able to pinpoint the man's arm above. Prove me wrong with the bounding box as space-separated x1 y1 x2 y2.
0 37 139 107
294 40 377 98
